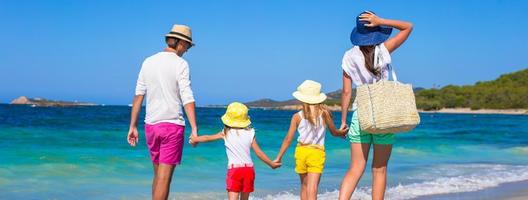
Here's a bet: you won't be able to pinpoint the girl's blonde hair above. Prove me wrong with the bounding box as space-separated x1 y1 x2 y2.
301 103 331 127
223 125 253 137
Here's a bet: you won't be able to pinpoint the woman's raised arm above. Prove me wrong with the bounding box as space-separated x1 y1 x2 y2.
359 11 413 53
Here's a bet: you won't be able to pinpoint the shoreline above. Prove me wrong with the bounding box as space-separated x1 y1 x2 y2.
413 180 528 200
247 105 528 115
3 103 527 115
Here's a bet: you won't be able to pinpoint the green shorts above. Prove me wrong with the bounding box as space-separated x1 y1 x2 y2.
346 111 395 145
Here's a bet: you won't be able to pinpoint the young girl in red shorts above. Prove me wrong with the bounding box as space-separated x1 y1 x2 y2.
190 102 281 200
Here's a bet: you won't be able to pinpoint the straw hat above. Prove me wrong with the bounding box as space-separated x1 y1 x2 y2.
292 80 327 104
221 102 251 128
165 24 195 46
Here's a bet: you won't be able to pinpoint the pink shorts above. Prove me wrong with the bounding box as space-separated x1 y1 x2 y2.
145 122 185 165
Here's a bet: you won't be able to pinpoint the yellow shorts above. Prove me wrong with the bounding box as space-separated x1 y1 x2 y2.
294 145 325 174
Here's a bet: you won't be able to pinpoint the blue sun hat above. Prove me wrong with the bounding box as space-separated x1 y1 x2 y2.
350 11 393 46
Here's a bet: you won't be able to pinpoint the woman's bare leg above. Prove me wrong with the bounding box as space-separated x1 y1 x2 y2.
372 144 392 200
338 143 370 200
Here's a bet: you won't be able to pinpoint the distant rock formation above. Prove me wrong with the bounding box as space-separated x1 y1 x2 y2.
244 89 343 110
10 96 31 104
10 96 97 107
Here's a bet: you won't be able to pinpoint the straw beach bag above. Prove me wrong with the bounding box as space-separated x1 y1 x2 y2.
356 65 420 134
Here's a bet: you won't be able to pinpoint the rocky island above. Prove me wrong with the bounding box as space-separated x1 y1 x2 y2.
10 96 97 107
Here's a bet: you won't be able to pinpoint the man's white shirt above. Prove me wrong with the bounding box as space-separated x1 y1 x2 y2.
135 52 195 126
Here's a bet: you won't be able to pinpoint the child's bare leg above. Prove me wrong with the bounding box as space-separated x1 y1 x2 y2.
228 191 239 200
299 173 308 200
240 192 250 200
306 172 322 200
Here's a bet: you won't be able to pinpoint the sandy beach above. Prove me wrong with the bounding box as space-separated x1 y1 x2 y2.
505 190 528 200
419 108 528 115
260 105 528 115
414 180 528 200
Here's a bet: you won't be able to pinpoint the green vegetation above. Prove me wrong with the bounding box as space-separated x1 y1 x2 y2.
415 68 528 110
246 69 527 111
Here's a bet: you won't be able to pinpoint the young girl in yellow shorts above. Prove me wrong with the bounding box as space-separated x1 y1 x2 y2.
274 80 348 199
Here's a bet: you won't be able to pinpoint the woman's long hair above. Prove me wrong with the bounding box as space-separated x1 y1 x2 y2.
301 103 329 127
359 45 381 77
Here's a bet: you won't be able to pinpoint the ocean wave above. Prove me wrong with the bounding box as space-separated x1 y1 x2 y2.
250 164 528 200
393 147 427 156
508 146 528 155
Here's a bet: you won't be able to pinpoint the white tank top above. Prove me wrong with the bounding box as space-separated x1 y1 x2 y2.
224 128 255 166
297 111 326 146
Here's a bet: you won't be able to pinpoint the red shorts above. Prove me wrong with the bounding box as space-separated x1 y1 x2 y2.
145 122 185 165
226 166 255 193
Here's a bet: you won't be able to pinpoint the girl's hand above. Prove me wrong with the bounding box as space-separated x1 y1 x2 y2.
270 161 282 169
272 157 282 164
359 11 384 27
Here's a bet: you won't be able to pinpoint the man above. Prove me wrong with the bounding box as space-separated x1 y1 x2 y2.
127 24 198 200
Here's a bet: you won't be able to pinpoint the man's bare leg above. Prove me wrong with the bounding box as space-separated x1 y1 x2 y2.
153 163 176 200
152 164 159 197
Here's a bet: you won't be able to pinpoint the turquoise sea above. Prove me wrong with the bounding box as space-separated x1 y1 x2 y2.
1 105 528 200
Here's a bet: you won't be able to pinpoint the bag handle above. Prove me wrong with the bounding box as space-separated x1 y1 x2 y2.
388 64 398 82
374 45 398 83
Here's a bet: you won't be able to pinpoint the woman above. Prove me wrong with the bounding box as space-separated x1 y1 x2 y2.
338 11 413 200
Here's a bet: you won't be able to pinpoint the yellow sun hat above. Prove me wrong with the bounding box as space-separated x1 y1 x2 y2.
292 80 327 104
221 102 251 128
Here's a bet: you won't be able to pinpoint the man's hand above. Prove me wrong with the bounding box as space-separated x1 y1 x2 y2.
188 130 199 144
127 127 139 147
188 128 199 147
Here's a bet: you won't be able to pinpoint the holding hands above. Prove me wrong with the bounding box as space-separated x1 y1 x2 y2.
269 159 282 169
188 128 199 147
336 124 349 139
272 157 282 168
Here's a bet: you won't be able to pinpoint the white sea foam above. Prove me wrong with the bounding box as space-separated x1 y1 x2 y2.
248 164 528 200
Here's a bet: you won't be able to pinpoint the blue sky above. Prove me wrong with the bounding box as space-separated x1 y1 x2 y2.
0 0 527 105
